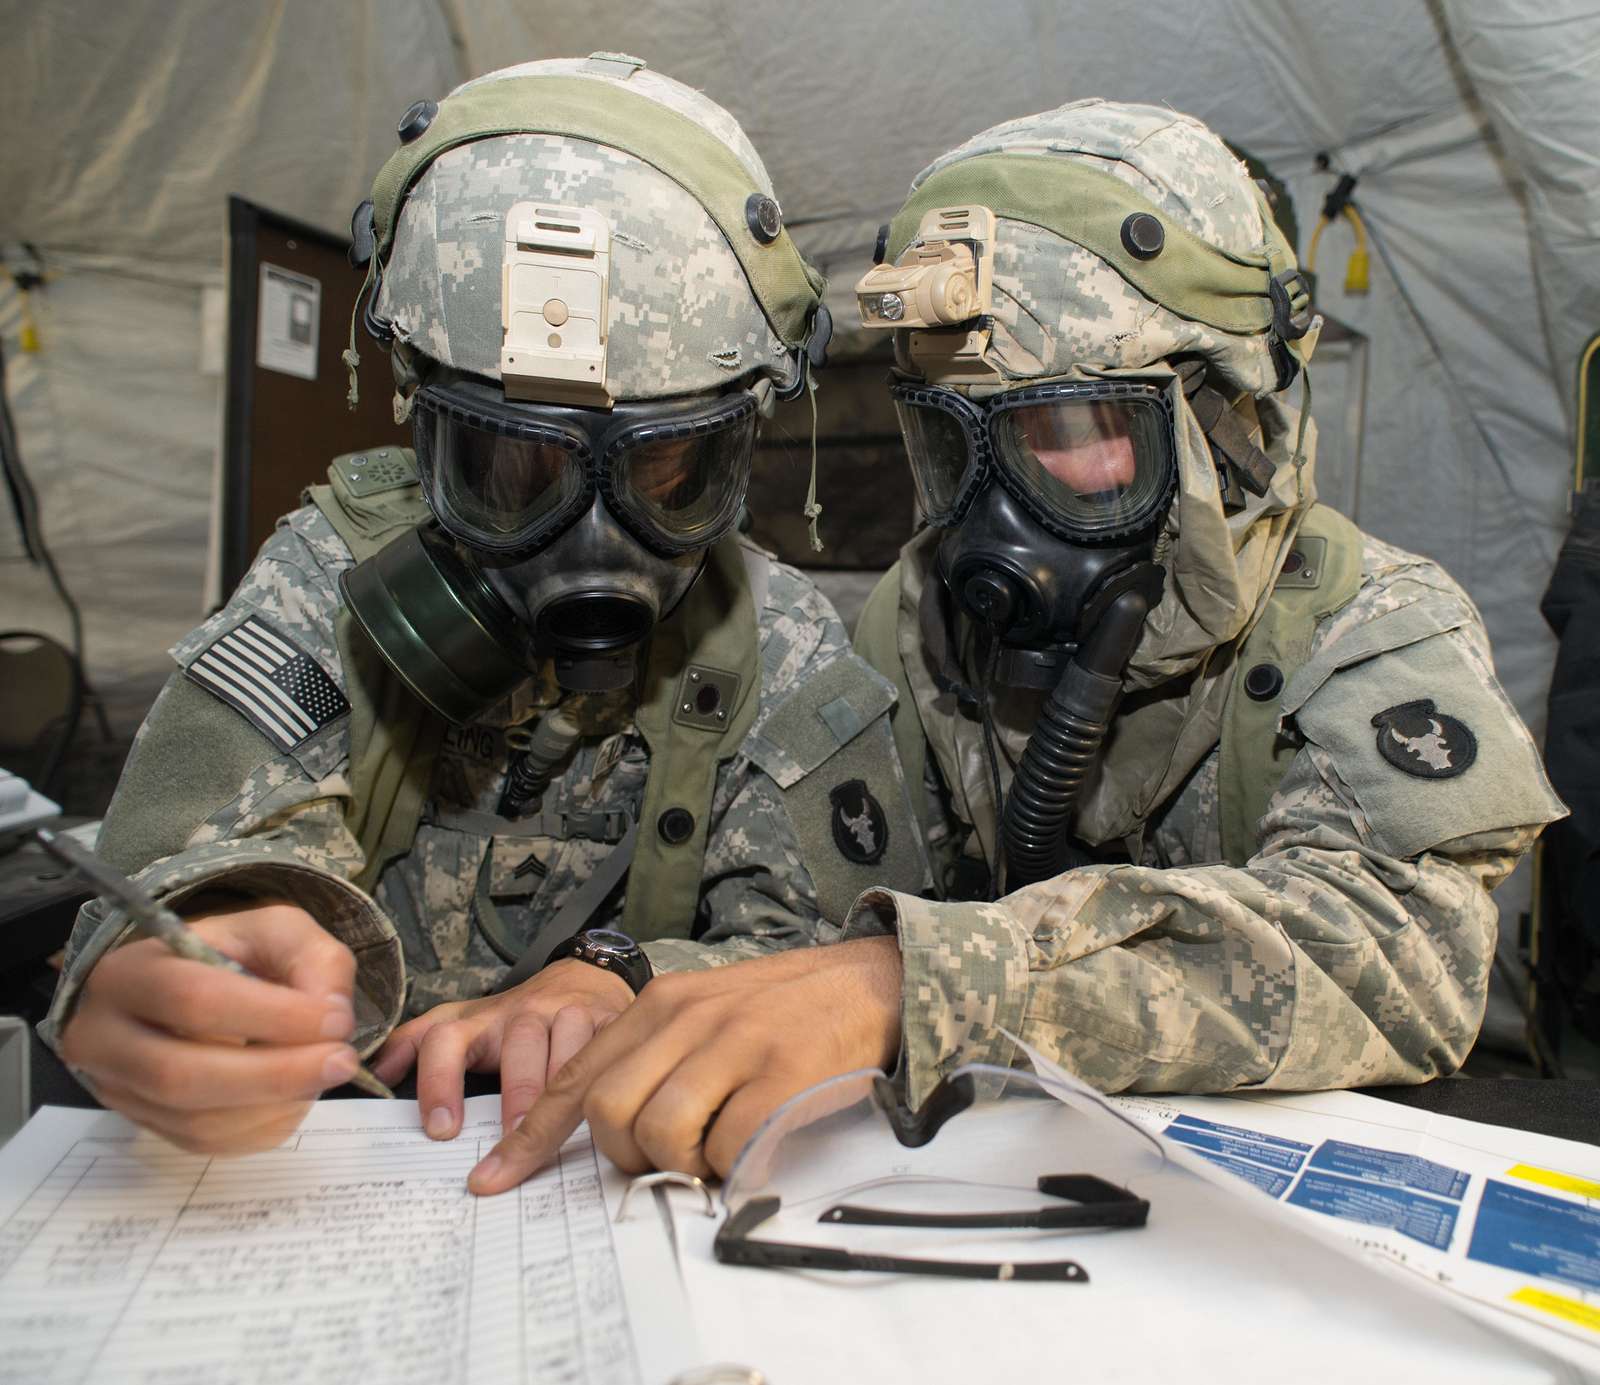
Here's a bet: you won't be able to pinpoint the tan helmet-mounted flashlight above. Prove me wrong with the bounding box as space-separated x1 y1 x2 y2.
501 202 613 407
855 205 996 330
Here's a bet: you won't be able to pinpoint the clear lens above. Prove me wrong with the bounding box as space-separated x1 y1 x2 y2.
413 385 760 558
723 1063 1164 1220
608 406 756 551
417 398 588 550
992 391 1174 538
892 396 980 522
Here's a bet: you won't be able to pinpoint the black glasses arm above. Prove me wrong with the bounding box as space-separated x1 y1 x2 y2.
715 1197 1091 1282
820 1173 1149 1231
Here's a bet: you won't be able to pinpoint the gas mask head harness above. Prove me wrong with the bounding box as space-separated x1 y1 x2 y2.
856 114 1316 890
339 57 829 723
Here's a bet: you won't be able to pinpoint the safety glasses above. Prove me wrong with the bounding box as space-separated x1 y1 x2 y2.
412 381 759 560
891 377 1179 543
715 1063 1155 1282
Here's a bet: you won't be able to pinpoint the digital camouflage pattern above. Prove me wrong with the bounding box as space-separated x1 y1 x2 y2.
41 502 872 1060
894 100 1321 827
848 516 1566 1106
906 98 1286 398
377 58 796 401
851 97 1565 1104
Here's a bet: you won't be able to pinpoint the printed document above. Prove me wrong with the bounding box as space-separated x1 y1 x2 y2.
0 1098 699 1385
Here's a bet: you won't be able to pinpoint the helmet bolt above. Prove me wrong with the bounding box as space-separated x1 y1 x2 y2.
745 193 784 243
397 99 438 144
1120 212 1165 261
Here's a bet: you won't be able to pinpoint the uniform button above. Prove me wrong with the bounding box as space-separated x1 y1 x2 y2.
543 299 569 326
657 807 695 845
1244 663 1285 701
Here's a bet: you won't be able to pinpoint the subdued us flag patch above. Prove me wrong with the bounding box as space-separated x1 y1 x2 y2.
184 615 350 752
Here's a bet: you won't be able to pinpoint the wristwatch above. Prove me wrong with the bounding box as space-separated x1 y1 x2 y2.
545 928 653 995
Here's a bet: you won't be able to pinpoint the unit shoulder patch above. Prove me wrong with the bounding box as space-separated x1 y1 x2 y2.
829 778 889 865
1371 698 1477 780
184 614 350 753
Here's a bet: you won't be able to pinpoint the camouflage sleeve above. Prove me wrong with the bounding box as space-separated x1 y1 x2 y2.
39 508 404 1061
644 556 929 974
843 614 1564 1108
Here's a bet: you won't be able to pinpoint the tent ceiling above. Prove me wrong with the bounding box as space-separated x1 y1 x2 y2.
2 0 1594 784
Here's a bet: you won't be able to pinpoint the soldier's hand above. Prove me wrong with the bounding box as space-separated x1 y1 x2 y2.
371 960 635 1141
466 936 903 1195
61 900 361 1155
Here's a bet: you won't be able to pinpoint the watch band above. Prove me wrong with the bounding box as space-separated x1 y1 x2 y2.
546 927 653 995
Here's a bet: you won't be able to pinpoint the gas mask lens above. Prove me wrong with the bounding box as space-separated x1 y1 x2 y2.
992 387 1174 539
413 382 758 559
891 378 1178 542
891 391 975 520
604 405 757 552
418 395 588 549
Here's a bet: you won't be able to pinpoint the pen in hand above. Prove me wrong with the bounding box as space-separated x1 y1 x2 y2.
36 827 395 1100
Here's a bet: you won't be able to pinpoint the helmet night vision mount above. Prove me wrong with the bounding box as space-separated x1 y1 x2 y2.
855 204 999 384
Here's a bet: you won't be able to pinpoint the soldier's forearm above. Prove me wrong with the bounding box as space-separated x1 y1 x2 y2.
643 930 822 974
841 833 1505 1106
42 843 406 1061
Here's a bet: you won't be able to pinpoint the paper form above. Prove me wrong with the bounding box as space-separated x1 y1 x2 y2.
0 1098 700 1385
1103 1083 1600 1375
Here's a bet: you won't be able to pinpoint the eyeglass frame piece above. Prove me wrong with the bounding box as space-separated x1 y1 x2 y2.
712 1068 1151 1282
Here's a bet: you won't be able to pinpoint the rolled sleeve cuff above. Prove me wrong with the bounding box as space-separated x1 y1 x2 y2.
842 887 1030 1108
39 853 404 1062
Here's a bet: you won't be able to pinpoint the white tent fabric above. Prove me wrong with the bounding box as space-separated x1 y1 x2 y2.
4 1 1595 933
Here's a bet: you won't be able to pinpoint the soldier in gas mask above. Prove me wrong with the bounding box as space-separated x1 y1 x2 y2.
42 56 927 1157
466 98 1565 1196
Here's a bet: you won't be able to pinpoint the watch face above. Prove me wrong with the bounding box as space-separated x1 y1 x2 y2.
552 929 649 993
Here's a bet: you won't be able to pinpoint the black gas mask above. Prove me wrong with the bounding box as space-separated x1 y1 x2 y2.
894 376 1177 682
893 375 1179 888
343 375 759 722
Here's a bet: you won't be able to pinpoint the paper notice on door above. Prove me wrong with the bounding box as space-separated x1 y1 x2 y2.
257 263 320 380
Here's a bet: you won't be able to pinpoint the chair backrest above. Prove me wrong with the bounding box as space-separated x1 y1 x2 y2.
0 630 81 795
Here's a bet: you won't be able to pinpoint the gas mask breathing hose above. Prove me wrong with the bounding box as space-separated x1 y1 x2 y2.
498 706 581 818
1000 586 1154 890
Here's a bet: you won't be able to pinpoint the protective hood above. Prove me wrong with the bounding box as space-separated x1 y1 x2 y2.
887 100 1321 850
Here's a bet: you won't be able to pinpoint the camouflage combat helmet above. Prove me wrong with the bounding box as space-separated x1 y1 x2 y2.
862 98 1327 757
352 54 828 406
867 98 1316 399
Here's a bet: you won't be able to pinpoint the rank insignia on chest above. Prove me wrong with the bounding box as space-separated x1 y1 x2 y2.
1371 699 1478 779
829 778 889 865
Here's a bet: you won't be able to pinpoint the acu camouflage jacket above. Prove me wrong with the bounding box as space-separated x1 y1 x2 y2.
42 501 927 1059
849 519 1566 1106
